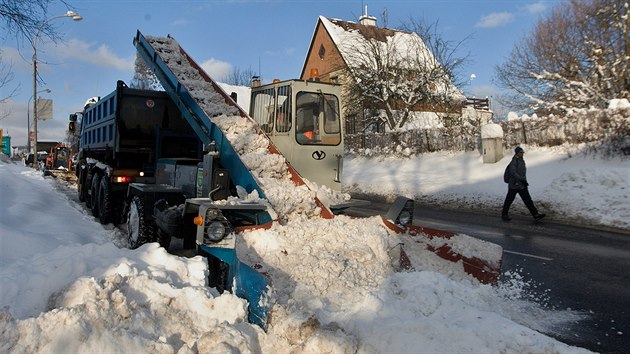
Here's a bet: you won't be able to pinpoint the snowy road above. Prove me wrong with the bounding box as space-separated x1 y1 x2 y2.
345 199 630 354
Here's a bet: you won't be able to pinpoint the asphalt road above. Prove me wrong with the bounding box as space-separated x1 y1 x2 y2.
343 199 630 354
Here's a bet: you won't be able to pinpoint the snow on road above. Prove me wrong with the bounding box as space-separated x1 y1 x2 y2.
0 157 592 353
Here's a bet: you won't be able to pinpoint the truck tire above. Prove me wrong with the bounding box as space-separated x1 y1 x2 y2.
90 174 102 217
157 230 171 250
77 167 87 202
127 195 155 249
98 177 121 225
84 172 94 209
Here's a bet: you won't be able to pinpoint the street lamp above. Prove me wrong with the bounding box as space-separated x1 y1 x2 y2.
27 88 51 153
32 10 82 169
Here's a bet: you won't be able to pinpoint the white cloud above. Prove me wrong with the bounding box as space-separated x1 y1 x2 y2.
0 97 73 146
0 46 33 72
199 58 232 81
474 12 514 28
53 39 134 71
525 2 547 14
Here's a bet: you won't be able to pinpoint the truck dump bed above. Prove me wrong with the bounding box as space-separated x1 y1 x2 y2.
79 81 200 169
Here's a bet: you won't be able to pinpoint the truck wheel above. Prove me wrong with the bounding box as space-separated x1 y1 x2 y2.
157 230 171 250
77 167 87 202
84 173 93 209
90 174 102 217
127 195 155 249
98 177 120 225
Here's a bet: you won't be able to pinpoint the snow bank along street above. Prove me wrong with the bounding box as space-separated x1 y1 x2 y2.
345 144 629 231
0 155 596 353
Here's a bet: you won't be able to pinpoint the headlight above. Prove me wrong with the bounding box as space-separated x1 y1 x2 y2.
199 207 231 244
205 221 226 242
385 196 415 228
398 211 412 226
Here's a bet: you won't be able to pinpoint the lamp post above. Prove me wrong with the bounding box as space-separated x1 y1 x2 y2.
27 88 51 153
32 10 82 169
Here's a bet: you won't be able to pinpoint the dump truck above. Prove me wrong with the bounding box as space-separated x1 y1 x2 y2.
74 80 203 225
73 31 501 330
73 31 357 328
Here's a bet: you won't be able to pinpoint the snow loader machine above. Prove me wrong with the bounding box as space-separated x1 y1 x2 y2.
72 30 502 330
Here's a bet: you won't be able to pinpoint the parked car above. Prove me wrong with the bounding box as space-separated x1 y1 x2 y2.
25 151 49 166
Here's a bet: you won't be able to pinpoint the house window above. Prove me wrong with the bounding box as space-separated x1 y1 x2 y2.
318 44 326 60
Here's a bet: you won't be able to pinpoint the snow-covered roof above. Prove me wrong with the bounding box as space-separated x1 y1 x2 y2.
316 16 464 100
318 16 426 71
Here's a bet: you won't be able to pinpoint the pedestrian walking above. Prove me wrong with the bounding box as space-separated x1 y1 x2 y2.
501 146 546 221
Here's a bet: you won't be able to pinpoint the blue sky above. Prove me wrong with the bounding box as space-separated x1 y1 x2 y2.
1 0 558 147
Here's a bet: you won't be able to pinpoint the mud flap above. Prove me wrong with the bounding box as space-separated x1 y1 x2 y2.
198 244 271 330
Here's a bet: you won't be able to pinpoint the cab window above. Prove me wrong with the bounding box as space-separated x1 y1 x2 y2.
275 85 292 133
295 92 341 146
251 88 275 133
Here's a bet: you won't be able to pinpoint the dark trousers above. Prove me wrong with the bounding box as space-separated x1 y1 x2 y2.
502 188 539 217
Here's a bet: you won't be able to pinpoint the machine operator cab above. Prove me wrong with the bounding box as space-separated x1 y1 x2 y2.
250 79 343 191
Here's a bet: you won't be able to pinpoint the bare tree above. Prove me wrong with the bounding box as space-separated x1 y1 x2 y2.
222 67 257 86
402 18 471 90
0 49 17 106
1 0 74 45
342 18 467 131
495 0 629 114
1 0 73 106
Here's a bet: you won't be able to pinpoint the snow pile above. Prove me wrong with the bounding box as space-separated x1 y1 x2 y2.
0 160 591 353
1 244 253 354
481 123 504 139
608 98 630 110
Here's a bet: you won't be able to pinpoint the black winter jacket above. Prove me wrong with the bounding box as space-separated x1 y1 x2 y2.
507 155 528 190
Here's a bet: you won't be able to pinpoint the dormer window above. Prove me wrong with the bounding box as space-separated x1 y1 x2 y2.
318 44 326 60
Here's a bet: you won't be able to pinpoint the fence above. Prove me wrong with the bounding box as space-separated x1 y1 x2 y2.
465 98 490 111
345 127 480 155
346 107 629 156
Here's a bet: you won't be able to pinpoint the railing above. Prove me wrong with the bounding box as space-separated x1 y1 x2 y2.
466 97 490 111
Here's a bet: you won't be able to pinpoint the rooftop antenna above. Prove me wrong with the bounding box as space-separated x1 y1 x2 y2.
381 7 388 27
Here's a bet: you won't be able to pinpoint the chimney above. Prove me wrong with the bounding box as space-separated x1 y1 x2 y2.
359 4 377 27
251 76 261 88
